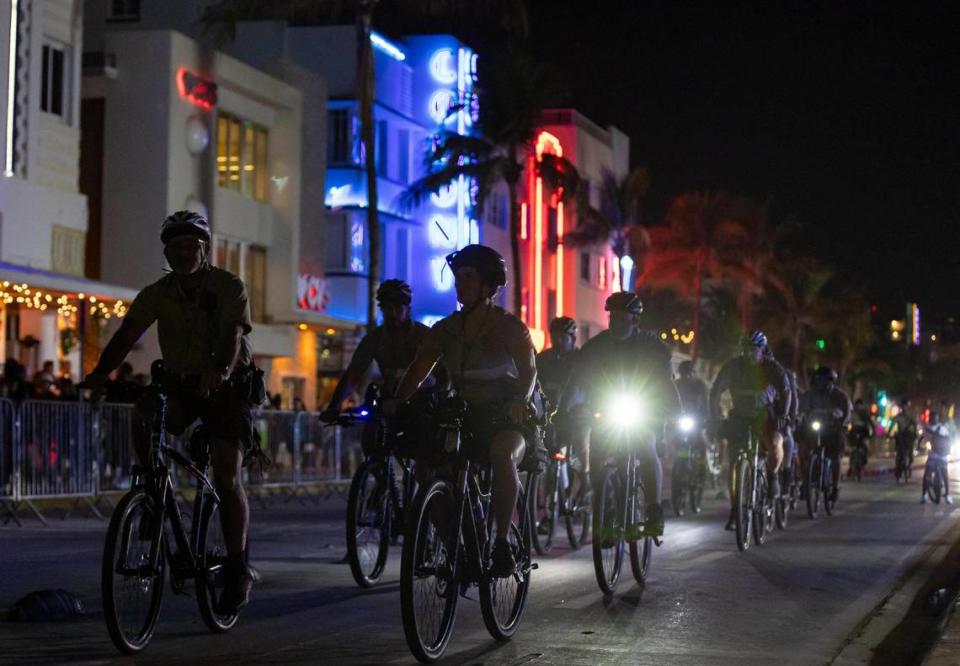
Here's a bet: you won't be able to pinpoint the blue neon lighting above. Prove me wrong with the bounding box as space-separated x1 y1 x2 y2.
370 32 406 62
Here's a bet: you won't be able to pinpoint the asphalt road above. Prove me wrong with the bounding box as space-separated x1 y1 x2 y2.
2 463 959 666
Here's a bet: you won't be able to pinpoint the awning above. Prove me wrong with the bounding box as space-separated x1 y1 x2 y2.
0 262 140 302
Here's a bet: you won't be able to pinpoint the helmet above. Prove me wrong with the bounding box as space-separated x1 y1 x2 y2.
445 244 507 288
740 329 768 350
549 316 577 337
376 279 412 305
678 360 695 377
812 366 838 385
604 292 643 315
160 210 211 244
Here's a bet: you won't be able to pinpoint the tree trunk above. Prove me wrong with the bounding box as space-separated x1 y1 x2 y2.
508 176 523 317
691 256 704 360
357 8 379 328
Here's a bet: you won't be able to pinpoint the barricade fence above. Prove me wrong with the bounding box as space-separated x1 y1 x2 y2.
0 399 364 525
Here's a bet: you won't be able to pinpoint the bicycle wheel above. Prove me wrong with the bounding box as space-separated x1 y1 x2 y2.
689 459 705 514
734 458 752 552
789 457 801 511
564 466 590 550
823 458 836 515
592 467 624 594
671 459 688 517
346 460 391 587
102 490 165 654
629 478 653 585
752 468 768 546
530 465 558 555
806 453 822 519
929 464 943 504
400 479 459 663
480 520 530 641
195 495 240 632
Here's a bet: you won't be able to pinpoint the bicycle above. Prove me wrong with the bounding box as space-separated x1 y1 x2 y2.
590 395 658 595
329 386 416 588
530 418 590 554
804 418 837 519
775 449 800 530
923 450 949 503
399 396 539 663
671 415 706 517
732 423 773 552
894 441 913 483
100 364 239 654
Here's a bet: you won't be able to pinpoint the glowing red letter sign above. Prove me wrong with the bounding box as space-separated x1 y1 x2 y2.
177 68 217 110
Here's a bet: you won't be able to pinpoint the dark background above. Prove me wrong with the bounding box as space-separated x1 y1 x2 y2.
524 2 960 320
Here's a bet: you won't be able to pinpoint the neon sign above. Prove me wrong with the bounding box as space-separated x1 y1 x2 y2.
370 32 406 62
297 274 329 312
176 68 217 110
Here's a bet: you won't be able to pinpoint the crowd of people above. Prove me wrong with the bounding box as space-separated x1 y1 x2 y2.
0 359 147 404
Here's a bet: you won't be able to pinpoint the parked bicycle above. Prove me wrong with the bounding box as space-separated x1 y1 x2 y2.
326 385 416 588
399 396 539 663
100 364 238 654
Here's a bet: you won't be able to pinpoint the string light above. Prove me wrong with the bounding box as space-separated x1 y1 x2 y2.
0 281 127 320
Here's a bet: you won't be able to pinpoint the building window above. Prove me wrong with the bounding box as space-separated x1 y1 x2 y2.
580 252 590 282
217 113 268 201
598 256 607 289
487 192 509 230
547 207 558 251
108 0 140 21
377 120 389 178
325 212 348 271
395 227 409 281
397 128 410 184
329 109 351 164
245 245 267 323
41 43 67 119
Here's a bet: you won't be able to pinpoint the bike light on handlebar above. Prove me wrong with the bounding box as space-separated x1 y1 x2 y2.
596 394 646 430
811 420 822 432
678 415 696 433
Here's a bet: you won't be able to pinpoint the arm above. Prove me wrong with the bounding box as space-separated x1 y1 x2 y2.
709 362 731 421
395 330 443 402
507 328 537 403
324 335 376 412
90 319 149 378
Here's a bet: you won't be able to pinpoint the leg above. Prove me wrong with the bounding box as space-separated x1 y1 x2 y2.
828 438 842 498
489 430 525 540
210 441 248 556
636 429 663 508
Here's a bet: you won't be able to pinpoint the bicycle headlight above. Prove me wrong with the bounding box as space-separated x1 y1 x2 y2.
811 420 822 432
678 415 696 433
597 394 645 430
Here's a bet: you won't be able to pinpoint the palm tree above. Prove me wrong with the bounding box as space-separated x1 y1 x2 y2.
639 191 767 358
401 47 566 315
562 167 651 292
201 0 526 326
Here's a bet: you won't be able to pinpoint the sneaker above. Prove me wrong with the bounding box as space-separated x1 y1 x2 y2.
724 513 736 531
946 496 954 505
921 495 928 504
489 539 517 578
767 474 781 501
215 556 254 616
642 503 664 538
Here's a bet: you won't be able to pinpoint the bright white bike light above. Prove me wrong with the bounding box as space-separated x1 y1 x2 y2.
811 420 822 432
606 395 644 429
678 415 696 433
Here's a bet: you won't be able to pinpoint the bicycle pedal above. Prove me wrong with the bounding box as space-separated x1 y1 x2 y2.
653 537 663 547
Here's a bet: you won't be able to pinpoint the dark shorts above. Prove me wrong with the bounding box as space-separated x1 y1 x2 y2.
720 412 776 457
463 402 538 463
135 376 259 458
797 428 844 459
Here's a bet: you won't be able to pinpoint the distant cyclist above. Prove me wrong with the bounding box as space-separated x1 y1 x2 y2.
921 411 952 504
848 399 874 477
798 366 851 503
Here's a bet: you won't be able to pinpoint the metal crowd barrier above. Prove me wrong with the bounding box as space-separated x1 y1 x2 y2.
0 400 365 527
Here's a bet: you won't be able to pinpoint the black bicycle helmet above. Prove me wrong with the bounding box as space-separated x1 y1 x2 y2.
740 329 768 350
549 316 577 337
445 244 507 288
376 279 412 305
160 210 211 244
604 291 643 315
812 365 838 385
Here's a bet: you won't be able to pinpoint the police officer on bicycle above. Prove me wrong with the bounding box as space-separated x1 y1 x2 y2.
85 211 263 614
797 366 851 504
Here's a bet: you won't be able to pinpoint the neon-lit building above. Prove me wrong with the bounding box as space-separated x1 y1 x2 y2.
485 109 631 350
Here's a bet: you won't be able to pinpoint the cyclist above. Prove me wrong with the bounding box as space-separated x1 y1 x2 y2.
84 211 263 615
674 360 709 460
781 368 801 491
538 317 590 463
709 331 791 531
320 280 437 422
797 366 851 503
848 399 874 477
892 399 919 473
921 411 952 504
568 291 680 538
394 244 538 577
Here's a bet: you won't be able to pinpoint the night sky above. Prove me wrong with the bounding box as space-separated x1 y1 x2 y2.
526 2 960 320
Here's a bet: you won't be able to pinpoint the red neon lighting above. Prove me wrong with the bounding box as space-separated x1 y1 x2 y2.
556 201 564 317
599 256 607 289
611 255 620 293
520 203 528 240
536 131 563 159
177 67 217 110
535 176 543 333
